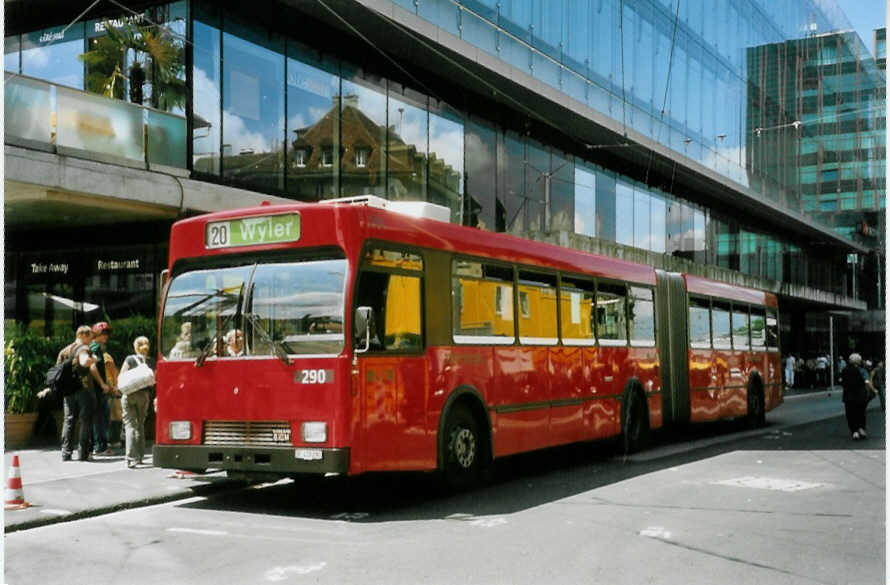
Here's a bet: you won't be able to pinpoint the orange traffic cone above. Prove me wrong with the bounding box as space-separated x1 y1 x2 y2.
5 455 31 510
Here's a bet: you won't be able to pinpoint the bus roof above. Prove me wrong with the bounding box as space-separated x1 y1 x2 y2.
684 274 778 308
170 201 656 286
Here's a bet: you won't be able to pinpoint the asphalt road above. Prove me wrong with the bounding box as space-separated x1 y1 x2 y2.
4 395 884 585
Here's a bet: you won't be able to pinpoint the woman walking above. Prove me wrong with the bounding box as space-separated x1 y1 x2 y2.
841 353 871 440
119 336 154 468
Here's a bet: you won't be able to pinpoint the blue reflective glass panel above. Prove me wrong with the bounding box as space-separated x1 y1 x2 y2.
22 25 84 89
221 30 284 191
192 16 221 175
574 166 596 237
286 44 339 200
616 180 634 246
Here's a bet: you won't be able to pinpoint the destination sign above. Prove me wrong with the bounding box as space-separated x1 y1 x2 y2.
205 213 301 249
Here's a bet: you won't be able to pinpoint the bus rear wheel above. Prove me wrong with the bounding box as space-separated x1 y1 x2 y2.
622 385 649 455
441 404 483 489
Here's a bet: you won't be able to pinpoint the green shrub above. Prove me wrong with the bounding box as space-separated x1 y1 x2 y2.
4 332 66 414
104 315 158 364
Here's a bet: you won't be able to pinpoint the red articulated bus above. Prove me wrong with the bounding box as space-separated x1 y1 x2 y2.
153 196 781 486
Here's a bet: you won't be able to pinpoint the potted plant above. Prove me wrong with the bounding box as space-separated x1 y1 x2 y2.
4 332 59 448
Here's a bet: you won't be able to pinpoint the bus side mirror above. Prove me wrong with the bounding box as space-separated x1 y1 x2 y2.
354 306 373 353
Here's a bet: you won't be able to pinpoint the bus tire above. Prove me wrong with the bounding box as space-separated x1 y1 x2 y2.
440 403 485 490
746 375 766 428
621 382 649 455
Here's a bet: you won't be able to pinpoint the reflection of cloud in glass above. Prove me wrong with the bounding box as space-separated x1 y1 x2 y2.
393 117 426 152
429 124 463 170
342 81 386 125
193 67 219 118
22 46 50 68
288 113 308 132
223 109 272 154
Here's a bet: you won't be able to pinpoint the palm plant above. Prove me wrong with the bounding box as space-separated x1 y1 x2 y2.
79 18 185 111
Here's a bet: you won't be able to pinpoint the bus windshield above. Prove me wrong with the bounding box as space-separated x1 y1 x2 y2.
161 258 347 359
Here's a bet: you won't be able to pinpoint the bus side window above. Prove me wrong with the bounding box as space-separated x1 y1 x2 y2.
750 308 766 349
732 305 750 350
517 270 558 345
559 275 595 346
712 301 732 349
688 297 711 349
452 260 515 344
595 282 627 345
628 286 655 347
355 270 423 352
765 309 779 350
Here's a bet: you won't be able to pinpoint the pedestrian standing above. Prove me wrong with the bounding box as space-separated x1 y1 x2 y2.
841 353 870 440
120 336 154 469
38 326 100 461
784 354 796 389
815 354 829 387
90 322 115 456
870 361 885 412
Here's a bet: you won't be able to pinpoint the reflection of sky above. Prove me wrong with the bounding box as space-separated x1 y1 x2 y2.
222 33 283 155
21 37 84 90
342 80 386 125
430 114 464 182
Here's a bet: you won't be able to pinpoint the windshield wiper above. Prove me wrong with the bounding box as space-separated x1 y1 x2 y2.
245 312 291 365
194 283 245 368
174 286 242 317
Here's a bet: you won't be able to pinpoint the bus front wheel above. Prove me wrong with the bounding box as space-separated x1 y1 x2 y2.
441 404 484 489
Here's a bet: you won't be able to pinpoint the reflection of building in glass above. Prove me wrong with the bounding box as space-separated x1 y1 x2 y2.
746 29 885 346
746 30 884 246
3 0 885 356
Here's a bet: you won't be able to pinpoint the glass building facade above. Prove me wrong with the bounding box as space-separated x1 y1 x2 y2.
4 0 884 348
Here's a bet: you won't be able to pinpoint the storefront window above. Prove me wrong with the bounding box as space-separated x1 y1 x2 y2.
549 151 574 232
464 117 499 230
429 101 464 222
574 166 596 237
22 24 85 90
616 180 634 246
340 75 387 197
221 23 284 191
5 34 20 73
286 42 339 200
524 140 549 232
192 6 221 175
387 88 428 202
82 3 186 112
634 187 651 250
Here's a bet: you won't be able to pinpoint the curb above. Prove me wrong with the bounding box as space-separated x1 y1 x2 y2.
4 475 245 534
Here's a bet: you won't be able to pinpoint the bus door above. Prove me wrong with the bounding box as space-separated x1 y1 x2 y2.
353 250 431 471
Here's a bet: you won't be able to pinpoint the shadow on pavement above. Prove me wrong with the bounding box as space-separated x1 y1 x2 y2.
177 409 884 523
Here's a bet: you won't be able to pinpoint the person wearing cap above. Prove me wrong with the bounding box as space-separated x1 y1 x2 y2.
841 353 871 440
90 322 116 456
36 326 100 460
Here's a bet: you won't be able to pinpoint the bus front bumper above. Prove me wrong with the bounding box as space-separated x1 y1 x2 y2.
152 444 350 475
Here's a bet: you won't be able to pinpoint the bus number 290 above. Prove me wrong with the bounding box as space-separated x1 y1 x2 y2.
298 369 332 384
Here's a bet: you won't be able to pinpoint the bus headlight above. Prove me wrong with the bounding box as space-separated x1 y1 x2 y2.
301 422 327 443
169 421 192 440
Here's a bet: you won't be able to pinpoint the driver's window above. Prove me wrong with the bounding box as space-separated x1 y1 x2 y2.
355 247 424 352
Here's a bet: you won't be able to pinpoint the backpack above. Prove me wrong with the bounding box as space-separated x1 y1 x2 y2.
44 345 81 397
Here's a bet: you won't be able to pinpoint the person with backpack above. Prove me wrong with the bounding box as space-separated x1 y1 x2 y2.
41 326 105 461
89 322 116 456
